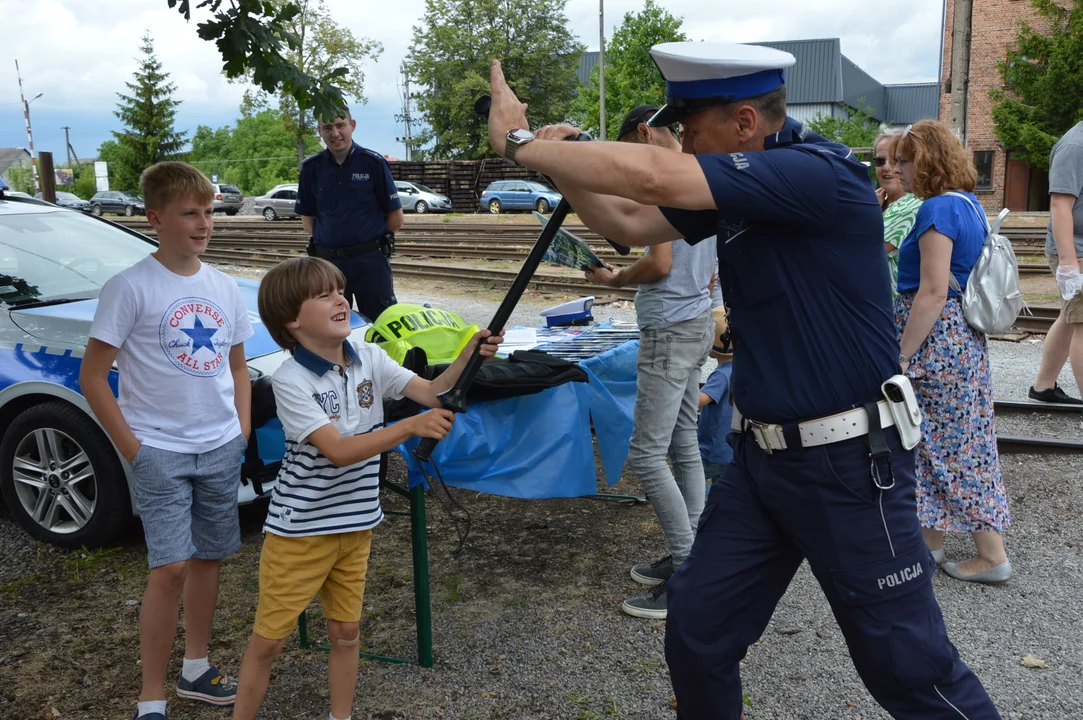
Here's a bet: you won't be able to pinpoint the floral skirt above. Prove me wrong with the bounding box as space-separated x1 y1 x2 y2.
895 294 1011 533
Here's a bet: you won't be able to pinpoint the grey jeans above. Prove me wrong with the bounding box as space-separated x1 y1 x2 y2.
627 310 714 567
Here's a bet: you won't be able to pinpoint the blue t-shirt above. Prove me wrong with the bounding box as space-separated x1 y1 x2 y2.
895 192 986 296
660 119 898 424
296 143 402 247
698 362 734 466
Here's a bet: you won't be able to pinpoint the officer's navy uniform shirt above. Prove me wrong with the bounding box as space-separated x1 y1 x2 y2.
896 192 986 297
660 119 898 424
296 142 402 247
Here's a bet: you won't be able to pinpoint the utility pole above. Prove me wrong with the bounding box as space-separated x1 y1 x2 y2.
61 126 73 168
395 63 417 161
15 60 41 193
598 0 606 141
947 0 973 143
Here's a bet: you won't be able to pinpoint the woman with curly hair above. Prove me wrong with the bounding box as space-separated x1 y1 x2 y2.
894 120 1011 584
872 131 922 297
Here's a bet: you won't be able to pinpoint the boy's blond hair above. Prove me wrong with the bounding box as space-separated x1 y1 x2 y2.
139 161 214 211
258 257 347 354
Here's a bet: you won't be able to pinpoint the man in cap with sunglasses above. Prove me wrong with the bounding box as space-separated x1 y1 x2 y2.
584 104 716 620
485 42 999 719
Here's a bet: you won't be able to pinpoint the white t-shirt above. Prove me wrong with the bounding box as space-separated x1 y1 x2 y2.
265 340 415 537
89 255 254 453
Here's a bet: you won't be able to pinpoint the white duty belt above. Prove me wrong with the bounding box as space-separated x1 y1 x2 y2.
731 400 895 454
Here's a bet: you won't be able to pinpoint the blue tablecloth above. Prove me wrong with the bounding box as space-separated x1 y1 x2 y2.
398 340 639 498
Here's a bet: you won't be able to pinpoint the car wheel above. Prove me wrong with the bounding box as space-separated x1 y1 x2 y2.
124 205 135 217
488 199 502 215
414 200 428 215
263 207 277 221
90 204 103 217
536 198 550 213
0 401 130 548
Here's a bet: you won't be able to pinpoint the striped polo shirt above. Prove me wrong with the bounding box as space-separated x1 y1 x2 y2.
264 340 415 537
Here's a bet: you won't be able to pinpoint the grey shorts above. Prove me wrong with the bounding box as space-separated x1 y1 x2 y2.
131 434 246 568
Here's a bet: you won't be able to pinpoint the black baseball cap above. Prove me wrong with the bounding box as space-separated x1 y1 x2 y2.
617 105 662 140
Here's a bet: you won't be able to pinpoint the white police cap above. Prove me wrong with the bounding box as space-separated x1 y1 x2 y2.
648 42 796 127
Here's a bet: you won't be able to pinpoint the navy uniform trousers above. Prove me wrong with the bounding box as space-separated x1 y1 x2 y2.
332 253 397 324
665 427 1001 719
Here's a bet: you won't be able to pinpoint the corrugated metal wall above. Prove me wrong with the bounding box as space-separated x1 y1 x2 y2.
753 39 843 104
841 56 886 118
884 84 940 124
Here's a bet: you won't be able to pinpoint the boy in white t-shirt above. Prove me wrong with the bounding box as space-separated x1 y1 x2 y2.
80 162 254 720
232 256 502 720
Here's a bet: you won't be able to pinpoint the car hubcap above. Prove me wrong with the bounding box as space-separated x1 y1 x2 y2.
490 201 499 213
13 428 97 534
264 208 275 220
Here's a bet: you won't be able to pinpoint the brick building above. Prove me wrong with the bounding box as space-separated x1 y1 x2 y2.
942 0 1070 212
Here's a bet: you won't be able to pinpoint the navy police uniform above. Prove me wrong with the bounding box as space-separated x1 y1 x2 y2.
296 142 402 322
647 43 1000 719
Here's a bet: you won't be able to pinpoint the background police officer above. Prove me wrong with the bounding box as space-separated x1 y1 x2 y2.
484 44 1001 720
296 106 404 323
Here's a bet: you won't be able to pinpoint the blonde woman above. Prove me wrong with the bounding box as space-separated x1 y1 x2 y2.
872 131 922 296
894 120 1011 584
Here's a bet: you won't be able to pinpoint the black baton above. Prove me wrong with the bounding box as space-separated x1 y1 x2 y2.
412 97 590 463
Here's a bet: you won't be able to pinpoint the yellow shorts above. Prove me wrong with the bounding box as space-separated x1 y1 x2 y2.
253 530 372 640
1048 254 1083 324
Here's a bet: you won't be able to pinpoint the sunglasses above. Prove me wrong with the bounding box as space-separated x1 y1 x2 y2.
872 156 889 168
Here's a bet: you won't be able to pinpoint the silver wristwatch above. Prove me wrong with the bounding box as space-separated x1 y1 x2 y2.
504 128 535 165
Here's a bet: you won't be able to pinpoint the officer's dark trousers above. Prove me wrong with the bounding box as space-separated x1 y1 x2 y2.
334 254 396 324
666 429 1000 719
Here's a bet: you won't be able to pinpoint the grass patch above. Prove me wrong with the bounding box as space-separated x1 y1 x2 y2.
61 546 124 582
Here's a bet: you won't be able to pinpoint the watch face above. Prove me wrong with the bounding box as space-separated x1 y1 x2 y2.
509 129 534 143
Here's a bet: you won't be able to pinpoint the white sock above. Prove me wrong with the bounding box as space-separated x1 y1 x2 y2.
330 714 351 720
182 656 211 682
136 700 167 718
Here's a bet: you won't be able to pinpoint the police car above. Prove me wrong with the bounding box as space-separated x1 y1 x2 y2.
0 180 367 548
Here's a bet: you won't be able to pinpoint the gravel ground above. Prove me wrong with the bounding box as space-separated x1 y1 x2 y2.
1 281 1081 719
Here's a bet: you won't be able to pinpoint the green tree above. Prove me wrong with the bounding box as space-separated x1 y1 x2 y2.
72 164 98 199
807 101 881 149
188 108 321 195
405 0 585 160
4 165 35 195
237 0 382 168
96 139 137 192
110 32 188 189
991 0 1083 171
168 0 355 126
572 0 686 139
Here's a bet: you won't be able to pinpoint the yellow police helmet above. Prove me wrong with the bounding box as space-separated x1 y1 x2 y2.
711 306 733 363
365 303 479 366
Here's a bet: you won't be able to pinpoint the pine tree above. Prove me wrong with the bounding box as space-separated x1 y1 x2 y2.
109 32 188 190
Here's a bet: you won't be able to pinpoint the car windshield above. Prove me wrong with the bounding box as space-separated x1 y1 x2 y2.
526 182 556 193
413 183 436 194
0 210 154 305
56 192 81 202
221 185 241 194
118 192 142 201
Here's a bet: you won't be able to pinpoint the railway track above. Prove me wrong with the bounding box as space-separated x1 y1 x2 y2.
991 399 1083 453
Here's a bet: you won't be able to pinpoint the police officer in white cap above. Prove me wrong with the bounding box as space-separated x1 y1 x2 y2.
484 43 1000 719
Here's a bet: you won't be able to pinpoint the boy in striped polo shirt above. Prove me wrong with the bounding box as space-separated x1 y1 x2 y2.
234 257 502 720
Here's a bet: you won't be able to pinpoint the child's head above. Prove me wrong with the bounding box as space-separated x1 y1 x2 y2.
258 256 350 353
140 162 215 255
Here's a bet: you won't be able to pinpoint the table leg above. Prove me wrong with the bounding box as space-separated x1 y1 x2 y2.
409 483 434 668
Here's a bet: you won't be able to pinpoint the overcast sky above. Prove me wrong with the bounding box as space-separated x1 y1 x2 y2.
1 0 946 165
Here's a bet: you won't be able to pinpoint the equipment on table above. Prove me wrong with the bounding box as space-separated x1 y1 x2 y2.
541 297 594 327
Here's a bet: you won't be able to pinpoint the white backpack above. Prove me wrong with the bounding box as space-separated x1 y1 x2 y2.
944 193 1024 335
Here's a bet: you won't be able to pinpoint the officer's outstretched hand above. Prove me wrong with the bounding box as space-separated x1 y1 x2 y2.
488 60 530 157
463 328 505 361
536 125 582 142
409 408 456 440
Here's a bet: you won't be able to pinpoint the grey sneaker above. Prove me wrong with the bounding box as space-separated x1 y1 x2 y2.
176 666 237 706
630 555 674 586
621 580 668 619
131 713 167 720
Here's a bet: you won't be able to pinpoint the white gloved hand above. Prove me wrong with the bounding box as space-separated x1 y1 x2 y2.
1055 265 1083 302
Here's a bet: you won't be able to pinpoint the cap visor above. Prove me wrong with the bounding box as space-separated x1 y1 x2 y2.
646 105 691 128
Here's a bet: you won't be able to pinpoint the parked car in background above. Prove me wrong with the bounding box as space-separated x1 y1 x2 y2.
253 183 299 221
0 186 368 548
478 180 562 214
88 191 145 217
35 191 92 213
395 181 452 214
212 183 244 215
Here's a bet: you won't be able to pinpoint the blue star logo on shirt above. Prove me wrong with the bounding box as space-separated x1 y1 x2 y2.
180 315 219 356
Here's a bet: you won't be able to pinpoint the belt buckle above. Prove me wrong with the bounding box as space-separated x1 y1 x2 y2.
749 420 784 454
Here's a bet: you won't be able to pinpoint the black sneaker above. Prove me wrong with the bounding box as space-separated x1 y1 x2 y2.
176 666 237 706
621 580 668 619
630 555 674 586
1028 384 1083 404
131 712 167 720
